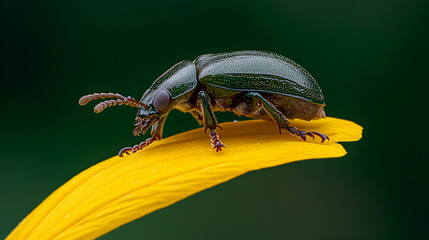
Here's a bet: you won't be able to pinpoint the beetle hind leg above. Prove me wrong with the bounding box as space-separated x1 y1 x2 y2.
243 92 329 143
285 126 329 143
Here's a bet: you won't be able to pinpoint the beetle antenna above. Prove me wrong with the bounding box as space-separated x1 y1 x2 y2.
79 93 125 105
79 93 148 113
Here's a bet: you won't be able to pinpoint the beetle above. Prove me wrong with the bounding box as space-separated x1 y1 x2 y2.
79 50 329 157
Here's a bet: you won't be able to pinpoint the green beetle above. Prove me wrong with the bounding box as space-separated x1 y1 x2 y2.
79 50 328 157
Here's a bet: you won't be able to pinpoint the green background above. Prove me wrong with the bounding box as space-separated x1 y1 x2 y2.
1 0 428 239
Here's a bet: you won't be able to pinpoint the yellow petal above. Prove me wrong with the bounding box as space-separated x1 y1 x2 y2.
7 117 362 240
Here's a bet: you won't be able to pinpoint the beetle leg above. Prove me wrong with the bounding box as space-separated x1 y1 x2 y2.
198 90 225 151
286 126 329 143
308 131 329 143
244 92 329 143
244 92 290 129
209 129 225 152
131 137 157 153
118 114 168 157
150 113 168 139
189 110 204 126
118 147 133 157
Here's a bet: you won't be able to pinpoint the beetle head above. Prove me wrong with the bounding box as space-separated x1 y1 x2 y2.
79 60 195 137
133 60 197 136
133 88 172 136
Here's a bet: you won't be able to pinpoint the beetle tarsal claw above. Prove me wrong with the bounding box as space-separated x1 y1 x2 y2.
284 126 329 143
118 147 133 157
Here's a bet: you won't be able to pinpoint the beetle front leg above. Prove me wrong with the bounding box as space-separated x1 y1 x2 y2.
198 90 225 151
244 92 329 143
118 114 168 157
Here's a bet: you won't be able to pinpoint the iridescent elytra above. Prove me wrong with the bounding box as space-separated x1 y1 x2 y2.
79 50 329 157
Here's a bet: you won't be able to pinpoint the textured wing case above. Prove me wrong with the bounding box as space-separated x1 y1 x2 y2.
195 51 325 105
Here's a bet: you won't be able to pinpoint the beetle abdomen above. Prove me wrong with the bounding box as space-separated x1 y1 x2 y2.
262 93 325 120
210 93 325 121
195 51 325 105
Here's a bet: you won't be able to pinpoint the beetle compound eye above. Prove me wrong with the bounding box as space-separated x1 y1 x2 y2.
153 89 171 112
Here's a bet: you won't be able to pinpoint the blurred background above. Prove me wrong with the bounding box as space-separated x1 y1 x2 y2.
1 0 428 239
